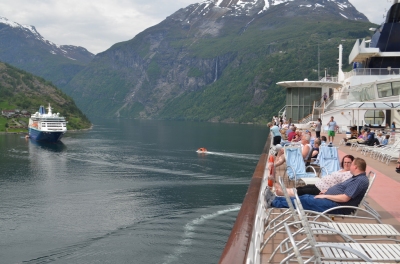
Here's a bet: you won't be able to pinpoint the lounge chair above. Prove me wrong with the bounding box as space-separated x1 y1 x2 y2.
279 198 400 263
282 146 318 188
298 145 340 186
262 176 400 262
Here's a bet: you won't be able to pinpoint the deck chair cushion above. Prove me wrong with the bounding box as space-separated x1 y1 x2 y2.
284 147 316 180
317 146 340 176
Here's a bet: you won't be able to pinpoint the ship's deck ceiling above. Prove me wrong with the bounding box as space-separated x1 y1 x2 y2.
276 81 342 89
352 52 400 63
334 101 400 110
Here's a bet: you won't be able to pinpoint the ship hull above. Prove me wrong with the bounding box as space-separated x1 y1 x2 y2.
29 127 65 142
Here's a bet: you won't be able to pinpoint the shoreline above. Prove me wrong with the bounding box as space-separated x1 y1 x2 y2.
0 125 94 134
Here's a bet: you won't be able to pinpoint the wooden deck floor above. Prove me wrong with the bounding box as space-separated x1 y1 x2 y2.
261 132 400 263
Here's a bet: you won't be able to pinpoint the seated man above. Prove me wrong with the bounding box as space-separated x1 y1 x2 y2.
275 155 354 196
265 157 369 214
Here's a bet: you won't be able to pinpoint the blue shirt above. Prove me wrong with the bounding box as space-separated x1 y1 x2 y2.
270 125 281 137
325 172 369 207
328 121 337 131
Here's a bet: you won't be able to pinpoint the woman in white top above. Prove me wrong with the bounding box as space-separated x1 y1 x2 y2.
275 155 355 196
314 118 322 138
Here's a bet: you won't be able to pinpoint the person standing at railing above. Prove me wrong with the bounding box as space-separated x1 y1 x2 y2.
392 121 396 132
327 116 338 143
323 92 327 103
268 122 281 146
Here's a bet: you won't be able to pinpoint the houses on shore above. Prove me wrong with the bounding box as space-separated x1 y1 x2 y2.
1 109 30 118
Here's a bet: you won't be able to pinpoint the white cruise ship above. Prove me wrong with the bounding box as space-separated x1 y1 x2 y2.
28 104 67 142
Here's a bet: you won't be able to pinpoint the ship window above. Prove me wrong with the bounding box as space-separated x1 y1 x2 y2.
286 107 292 121
392 82 400 96
364 110 385 126
299 107 304 120
286 89 292 104
292 89 299 105
377 83 393 98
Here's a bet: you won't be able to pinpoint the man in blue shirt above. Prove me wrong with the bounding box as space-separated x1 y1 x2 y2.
268 122 281 146
266 157 369 214
327 116 338 143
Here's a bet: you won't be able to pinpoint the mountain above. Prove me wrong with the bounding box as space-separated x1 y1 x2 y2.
65 0 373 122
0 17 94 87
0 62 91 131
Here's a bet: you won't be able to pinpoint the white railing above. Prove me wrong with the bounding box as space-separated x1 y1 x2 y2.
278 106 286 118
344 68 400 79
319 77 338 82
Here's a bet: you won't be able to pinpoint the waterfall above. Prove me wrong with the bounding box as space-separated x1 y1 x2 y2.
214 57 218 83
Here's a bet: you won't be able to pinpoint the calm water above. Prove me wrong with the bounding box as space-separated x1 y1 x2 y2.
0 119 268 264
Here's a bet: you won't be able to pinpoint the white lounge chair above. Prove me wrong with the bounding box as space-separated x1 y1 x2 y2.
261 176 399 257
280 197 400 263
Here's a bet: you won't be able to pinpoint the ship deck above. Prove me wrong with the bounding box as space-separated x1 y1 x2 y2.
261 132 400 263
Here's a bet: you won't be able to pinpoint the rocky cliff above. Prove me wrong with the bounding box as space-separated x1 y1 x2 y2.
0 17 94 87
64 0 372 122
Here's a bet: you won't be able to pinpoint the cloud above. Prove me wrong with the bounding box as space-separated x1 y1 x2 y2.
0 0 395 54
348 0 392 24
0 0 196 54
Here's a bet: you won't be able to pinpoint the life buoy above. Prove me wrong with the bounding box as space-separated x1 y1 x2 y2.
268 155 274 187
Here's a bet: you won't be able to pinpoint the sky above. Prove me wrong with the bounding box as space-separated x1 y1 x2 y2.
0 0 394 54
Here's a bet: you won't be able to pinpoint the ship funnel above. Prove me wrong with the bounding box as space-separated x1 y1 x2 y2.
39 105 45 115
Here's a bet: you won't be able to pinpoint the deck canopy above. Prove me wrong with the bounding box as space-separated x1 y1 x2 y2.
277 81 342 89
335 102 400 110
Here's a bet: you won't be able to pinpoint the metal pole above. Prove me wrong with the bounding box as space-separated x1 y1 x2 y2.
318 44 320 80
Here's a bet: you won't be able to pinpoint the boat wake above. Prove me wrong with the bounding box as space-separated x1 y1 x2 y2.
201 151 259 160
162 205 241 264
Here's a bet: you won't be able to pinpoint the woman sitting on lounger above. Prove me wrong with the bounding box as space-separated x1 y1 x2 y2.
275 154 354 196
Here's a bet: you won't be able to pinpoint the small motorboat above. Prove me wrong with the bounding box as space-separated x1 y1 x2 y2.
196 147 207 153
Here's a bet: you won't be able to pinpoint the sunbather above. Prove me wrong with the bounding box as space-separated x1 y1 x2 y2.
265 157 369 214
343 126 358 143
274 134 312 167
274 155 354 196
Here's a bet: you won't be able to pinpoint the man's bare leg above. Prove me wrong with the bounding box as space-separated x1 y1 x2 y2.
274 183 295 196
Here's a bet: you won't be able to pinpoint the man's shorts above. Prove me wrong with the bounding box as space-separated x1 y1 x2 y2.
328 130 335 137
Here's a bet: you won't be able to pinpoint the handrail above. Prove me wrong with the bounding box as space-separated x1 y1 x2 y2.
344 68 400 79
219 134 271 264
278 106 286 118
299 113 313 124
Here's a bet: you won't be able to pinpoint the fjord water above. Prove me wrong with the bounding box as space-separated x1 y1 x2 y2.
0 119 268 264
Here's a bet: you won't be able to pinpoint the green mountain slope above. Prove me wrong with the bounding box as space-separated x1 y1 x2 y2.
65 0 375 123
160 17 373 123
0 19 94 88
0 62 91 132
